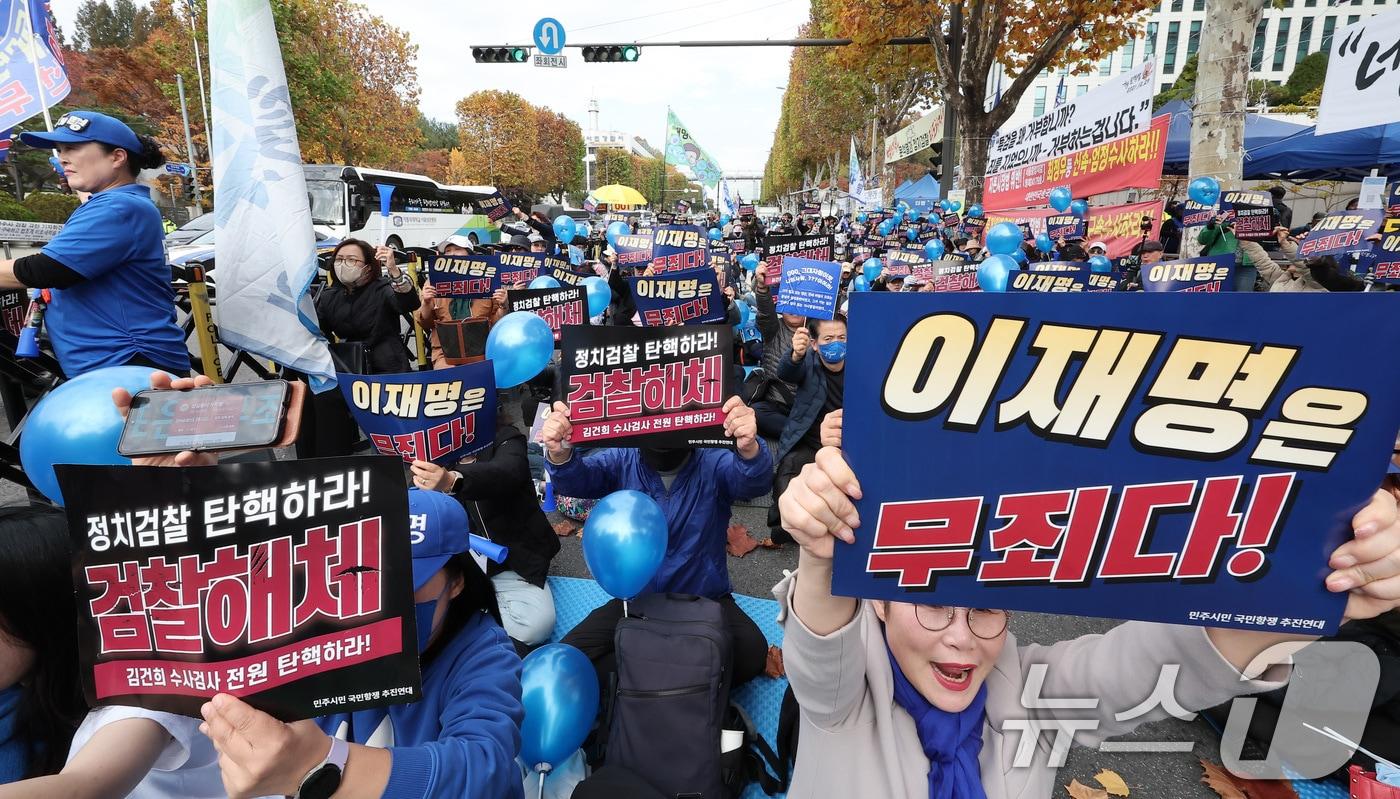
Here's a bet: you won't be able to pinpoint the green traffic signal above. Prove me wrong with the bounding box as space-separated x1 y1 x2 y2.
511 47 527 62
621 46 639 62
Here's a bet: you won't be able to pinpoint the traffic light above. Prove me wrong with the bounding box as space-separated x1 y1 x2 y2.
184 177 198 203
581 45 641 63
472 46 530 63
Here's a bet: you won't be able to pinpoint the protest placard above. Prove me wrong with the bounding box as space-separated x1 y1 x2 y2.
507 286 587 342
1296 210 1384 258
962 216 987 238
1218 190 1275 241
1181 200 1216 227
561 324 733 448
1047 214 1086 241
628 267 726 326
737 204 755 217
612 233 655 269
800 202 820 216
427 254 497 299
340 362 497 465
57 456 420 720
493 251 544 287
983 114 1169 211
1364 217 1400 284
932 259 980 292
1139 255 1236 292
941 212 961 231
775 257 841 320
475 190 512 223
0 290 24 337
651 225 709 274
835 292 1400 634
1007 268 1119 292
760 234 834 286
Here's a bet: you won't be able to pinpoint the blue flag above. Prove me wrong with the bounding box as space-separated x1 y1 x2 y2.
0 1 69 130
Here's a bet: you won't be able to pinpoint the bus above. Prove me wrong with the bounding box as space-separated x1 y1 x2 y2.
303 165 503 250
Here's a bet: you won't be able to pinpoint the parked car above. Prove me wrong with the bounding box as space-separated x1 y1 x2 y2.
164 213 214 246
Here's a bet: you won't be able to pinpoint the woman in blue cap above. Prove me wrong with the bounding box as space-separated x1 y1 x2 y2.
197 487 526 799
0 110 190 377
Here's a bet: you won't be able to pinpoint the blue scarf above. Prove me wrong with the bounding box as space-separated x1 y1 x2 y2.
886 645 988 799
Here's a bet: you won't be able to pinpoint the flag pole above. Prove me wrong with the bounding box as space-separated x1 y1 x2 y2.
22 2 54 132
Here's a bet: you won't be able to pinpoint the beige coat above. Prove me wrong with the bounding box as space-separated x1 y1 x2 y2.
775 570 1288 799
1237 238 1326 292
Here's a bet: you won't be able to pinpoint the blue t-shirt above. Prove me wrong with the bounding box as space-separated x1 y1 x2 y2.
42 184 190 376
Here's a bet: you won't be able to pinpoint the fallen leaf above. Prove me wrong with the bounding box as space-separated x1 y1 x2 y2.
1199 758 1298 799
1093 769 1130 797
764 645 785 679
727 524 759 557
551 521 579 537
1200 760 1247 799
1066 779 1110 799
757 537 781 549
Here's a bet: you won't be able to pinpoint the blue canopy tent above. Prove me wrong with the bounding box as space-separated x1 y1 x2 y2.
892 178 915 199
1158 100 1308 175
895 173 941 215
1243 120 1400 181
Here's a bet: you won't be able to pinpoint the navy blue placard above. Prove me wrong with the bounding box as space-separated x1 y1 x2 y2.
775 257 841 320
340 362 497 466
628 267 726 326
1139 255 1236 292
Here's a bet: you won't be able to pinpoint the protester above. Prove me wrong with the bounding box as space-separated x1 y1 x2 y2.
1119 239 1165 291
767 314 847 547
541 396 774 689
409 421 561 651
417 235 506 369
751 261 805 439
774 441 1400 799
1086 240 1108 259
1239 227 1366 293
200 488 525 799
1200 214 1255 291
0 110 190 377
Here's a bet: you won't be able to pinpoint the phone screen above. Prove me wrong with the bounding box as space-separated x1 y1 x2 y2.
119 381 289 456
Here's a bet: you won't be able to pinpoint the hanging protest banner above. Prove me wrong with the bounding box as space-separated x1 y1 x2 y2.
561 325 733 448
427 254 496 299
983 114 1169 212
57 457 420 720
884 108 945 165
1315 10 1400 134
932 259 980 292
1047 214 1086 241
987 60 1156 175
775 257 841 320
339 362 497 465
1139 255 1237 292
651 225 709 274
988 200 1163 259
628 267 726 326
1296 210 1385 258
494 252 544 287
1182 200 1216 227
835 292 1400 634
1007 268 1119 292
760 234 835 286
507 286 587 343
475 190 513 223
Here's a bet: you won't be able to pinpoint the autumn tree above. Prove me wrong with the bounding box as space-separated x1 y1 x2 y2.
532 109 584 201
592 147 634 189
829 0 1158 204
454 90 537 191
74 0 155 50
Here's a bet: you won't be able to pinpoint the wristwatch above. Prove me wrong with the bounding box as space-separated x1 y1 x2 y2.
294 736 349 799
447 470 464 494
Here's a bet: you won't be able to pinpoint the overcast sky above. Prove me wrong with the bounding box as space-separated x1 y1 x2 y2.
49 0 810 180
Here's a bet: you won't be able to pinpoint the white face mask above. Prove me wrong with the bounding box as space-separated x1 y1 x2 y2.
334 262 363 286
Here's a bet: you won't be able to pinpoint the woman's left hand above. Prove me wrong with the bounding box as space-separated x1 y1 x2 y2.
1329 488 1400 622
410 459 453 492
200 694 330 799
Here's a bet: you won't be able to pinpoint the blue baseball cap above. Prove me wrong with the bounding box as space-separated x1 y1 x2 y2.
407 488 472 590
20 110 141 153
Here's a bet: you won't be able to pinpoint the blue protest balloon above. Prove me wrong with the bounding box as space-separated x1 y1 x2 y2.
1035 232 1054 254
985 221 1023 255
552 215 577 244
529 275 560 289
582 276 611 317
577 221 592 240
862 257 883 283
740 253 761 272
977 254 1016 292
20 366 170 505
1188 176 1221 206
856 212 868 223
905 227 919 242
520 644 599 769
966 203 984 219
1089 254 1113 273
583 489 668 600
878 220 894 237
708 227 722 241
1069 199 1090 219
938 199 950 213
606 221 629 247
924 239 946 260
720 214 732 226
735 300 752 326
485 311 554 388
947 199 962 213
1013 248 1028 264
850 274 870 292
1049 186 1072 213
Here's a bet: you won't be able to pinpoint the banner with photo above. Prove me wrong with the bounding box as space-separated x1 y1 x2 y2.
983 114 1169 211
339 362 497 465
1139 255 1236 292
628 268 727 326
506 286 587 342
835 292 1400 634
57 457 419 721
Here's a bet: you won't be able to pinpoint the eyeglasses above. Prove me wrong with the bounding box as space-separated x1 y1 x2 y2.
912 605 1009 640
333 257 366 267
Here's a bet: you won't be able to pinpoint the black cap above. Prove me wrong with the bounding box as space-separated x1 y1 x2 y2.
1141 240 1165 253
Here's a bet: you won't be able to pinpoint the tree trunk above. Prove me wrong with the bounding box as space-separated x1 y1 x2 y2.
959 113 995 205
1187 0 1268 253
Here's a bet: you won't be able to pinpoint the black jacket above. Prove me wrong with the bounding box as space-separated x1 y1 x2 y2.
451 425 559 587
315 277 420 374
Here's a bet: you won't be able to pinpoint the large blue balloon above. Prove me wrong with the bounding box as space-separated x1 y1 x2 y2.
582 276 611 317
862 257 883 283
606 221 629 247
552 215 577 244
923 239 946 260
947 199 962 213
905 227 919 242
1088 254 1114 273
486 311 554 388
985 221 1023 255
1069 199 1089 219
878 220 894 237
520 644 599 770
740 253 760 272
1049 186 1072 213
966 203 984 219
583 490 668 600
707 227 722 241
720 214 732 226
1188 176 1221 206
856 212 868 223
1034 232 1054 254
21 366 170 505
529 275 561 289
977 254 1016 292
850 274 870 292
733 300 752 327
1013 248 1028 264
577 221 592 240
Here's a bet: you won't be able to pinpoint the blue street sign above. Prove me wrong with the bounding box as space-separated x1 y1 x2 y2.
533 18 565 55
165 163 192 177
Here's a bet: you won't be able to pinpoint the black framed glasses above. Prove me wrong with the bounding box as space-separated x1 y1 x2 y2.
912 605 1009 640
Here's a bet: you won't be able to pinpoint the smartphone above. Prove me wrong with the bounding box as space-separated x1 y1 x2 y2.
118 380 305 457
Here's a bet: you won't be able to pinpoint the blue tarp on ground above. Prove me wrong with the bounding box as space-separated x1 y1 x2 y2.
1243 119 1400 181
1157 99 1308 175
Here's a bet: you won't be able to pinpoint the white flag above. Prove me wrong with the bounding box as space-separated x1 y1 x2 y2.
209 0 334 389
